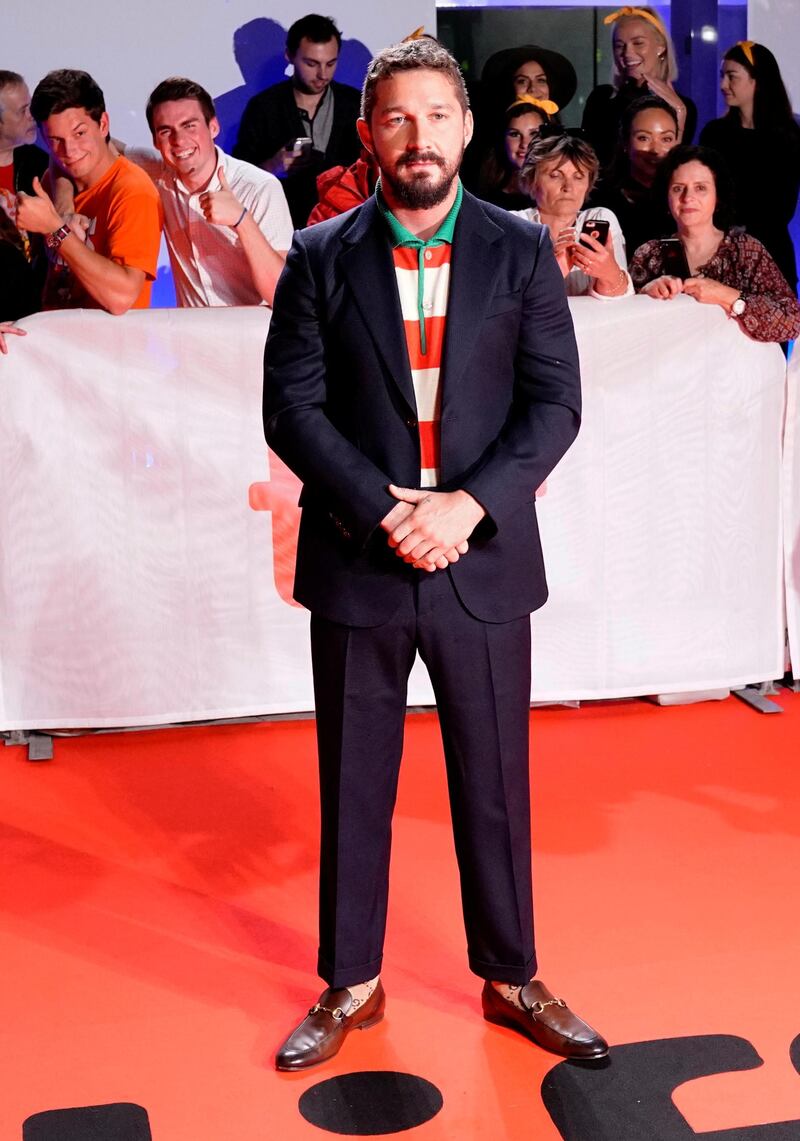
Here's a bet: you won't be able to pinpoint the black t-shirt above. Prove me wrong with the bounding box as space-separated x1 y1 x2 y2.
234 80 362 228
0 240 41 321
0 144 49 319
700 116 800 289
589 177 674 260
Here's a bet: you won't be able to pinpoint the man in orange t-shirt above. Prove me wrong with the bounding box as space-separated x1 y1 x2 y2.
16 69 161 313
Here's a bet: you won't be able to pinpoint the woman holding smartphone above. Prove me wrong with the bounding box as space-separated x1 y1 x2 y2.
514 131 632 298
629 145 800 343
699 41 800 291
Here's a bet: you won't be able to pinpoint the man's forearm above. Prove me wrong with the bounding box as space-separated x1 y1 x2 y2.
56 234 145 314
236 213 287 305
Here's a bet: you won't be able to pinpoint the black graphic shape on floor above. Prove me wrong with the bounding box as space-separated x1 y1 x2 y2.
22 1103 151 1141
298 1071 443 1135
542 1034 800 1140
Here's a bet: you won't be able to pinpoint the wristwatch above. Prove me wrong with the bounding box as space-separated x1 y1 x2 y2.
45 222 72 253
730 293 746 317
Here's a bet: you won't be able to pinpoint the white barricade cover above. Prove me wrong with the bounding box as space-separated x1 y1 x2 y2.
0 299 787 729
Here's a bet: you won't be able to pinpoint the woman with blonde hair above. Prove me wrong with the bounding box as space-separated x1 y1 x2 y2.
583 6 696 168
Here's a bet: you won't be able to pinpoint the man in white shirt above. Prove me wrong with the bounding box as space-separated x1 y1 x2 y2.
126 77 294 307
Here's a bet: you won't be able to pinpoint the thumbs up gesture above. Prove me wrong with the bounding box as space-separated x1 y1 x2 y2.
198 166 244 228
15 176 64 235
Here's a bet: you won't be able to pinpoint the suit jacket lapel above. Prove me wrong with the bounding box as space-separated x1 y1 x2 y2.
338 197 417 415
441 192 504 416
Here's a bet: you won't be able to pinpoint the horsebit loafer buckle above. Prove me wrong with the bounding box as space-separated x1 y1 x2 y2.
529 997 567 1018
309 1003 345 1021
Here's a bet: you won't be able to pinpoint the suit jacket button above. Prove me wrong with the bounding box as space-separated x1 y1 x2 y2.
406 417 417 428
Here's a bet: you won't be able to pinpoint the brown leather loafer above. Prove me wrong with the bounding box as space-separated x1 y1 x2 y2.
275 981 386 1071
481 979 608 1060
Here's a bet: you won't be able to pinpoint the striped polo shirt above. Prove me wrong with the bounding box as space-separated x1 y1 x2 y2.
376 181 463 487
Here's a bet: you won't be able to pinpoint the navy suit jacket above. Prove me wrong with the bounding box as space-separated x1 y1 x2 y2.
263 189 581 626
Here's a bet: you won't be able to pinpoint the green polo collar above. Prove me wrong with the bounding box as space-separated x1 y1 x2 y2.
375 178 463 247
376 179 462 356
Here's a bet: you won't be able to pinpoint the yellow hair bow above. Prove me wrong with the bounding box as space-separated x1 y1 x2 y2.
603 6 664 33
737 40 756 67
507 94 560 116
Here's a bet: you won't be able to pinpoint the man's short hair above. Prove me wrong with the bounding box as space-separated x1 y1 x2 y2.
30 69 105 125
146 77 216 132
286 14 342 56
361 39 469 123
0 70 25 122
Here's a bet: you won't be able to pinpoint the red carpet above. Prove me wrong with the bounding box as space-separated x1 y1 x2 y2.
2 692 800 1138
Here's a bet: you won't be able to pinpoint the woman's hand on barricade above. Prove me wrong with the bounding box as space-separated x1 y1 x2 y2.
0 324 26 355
641 275 683 300
682 276 740 312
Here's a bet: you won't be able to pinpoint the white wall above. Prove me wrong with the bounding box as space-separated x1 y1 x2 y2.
749 0 800 108
6 1 436 146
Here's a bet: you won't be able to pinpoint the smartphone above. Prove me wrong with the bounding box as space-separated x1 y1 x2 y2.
290 137 312 156
658 238 691 280
580 218 610 247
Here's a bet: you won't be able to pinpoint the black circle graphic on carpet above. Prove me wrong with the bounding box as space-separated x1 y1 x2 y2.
298 1071 443 1135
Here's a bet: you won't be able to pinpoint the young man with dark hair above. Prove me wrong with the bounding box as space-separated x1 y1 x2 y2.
234 12 361 227
16 69 161 314
266 37 608 1071
121 77 292 307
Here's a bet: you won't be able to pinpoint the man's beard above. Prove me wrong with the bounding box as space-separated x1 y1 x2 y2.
381 147 463 209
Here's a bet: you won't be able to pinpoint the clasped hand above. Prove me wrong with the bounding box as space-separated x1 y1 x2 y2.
380 485 486 573
643 274 740 310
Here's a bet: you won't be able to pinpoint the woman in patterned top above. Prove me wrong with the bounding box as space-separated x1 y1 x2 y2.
629 145 800 343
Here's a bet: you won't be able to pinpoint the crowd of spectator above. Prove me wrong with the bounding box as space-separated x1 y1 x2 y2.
2 5 800 349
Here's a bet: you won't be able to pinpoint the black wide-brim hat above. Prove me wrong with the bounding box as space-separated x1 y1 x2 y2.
481 45 578 112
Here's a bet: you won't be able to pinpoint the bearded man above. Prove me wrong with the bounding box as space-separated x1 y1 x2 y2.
264 37 608 1072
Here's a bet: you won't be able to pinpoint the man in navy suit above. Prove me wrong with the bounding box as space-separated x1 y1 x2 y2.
265 37 607 1071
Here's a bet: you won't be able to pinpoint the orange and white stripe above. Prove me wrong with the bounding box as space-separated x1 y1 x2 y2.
392 244 452 487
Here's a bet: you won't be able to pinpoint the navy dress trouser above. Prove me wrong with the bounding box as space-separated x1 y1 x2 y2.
310 568 537 989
